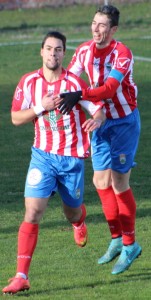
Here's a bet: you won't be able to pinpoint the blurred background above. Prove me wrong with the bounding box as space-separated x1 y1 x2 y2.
0 1 151 299
0 0 146 10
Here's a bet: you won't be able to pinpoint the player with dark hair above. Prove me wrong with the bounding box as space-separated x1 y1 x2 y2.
59 5 142 275
2 31 104 294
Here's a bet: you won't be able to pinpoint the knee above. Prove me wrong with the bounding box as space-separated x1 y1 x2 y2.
64 207 82 224
111 170 130 193
24 207 43 223
112 177 129 193
93 174 111 189
93 175 100 188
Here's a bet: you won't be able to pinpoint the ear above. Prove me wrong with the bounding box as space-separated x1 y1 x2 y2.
111 26 118 34
40 48 43 57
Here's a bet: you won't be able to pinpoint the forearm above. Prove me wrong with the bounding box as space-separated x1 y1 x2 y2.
58 78 120 115
82 109 106 132
11 108 37 126
82 78 120 102
11 94 62 126
93 109 106 123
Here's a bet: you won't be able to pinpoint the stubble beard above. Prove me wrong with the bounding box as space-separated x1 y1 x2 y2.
46 61 60 71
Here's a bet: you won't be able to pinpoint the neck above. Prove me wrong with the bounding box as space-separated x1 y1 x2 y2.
96 39 112 50
43 66 62 83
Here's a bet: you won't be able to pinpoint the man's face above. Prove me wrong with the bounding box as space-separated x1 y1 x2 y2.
91 13 117 48
41 37 65 71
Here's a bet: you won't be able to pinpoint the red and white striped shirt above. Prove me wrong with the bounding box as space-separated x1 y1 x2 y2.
12 68 101 157
68 39 138 119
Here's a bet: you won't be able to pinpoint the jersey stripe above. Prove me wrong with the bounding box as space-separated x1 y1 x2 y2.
68 39 138 119
12 68 101 157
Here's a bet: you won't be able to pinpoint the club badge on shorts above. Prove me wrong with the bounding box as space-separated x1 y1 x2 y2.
75 189 80 199
119 154 126 164
27 168 42 186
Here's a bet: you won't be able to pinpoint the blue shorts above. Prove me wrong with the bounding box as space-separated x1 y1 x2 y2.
24 147 85 208
91 108 141 174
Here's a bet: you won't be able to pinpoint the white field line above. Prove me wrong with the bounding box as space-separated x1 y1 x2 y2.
134 56 151 62
0 40 151 63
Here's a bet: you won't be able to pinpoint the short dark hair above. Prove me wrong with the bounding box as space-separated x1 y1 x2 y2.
96 5 120 27
41 31 66 51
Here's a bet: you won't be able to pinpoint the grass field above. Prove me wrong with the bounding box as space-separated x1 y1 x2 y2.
0 2 151 299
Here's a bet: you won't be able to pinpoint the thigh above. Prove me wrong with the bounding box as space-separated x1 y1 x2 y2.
24 147 57 198
110 109 141 173
57 156 85 208
91 127 111 171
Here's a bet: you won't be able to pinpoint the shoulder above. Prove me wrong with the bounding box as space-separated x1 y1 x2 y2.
19 69 41 86
20 69 40 81
115 40 133 58
75 40 94 53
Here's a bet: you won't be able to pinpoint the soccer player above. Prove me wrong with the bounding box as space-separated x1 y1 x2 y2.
59 5 142 275
2 31 104 295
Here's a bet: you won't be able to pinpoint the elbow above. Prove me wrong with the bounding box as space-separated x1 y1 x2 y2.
11 112 23 126
11 118 21 126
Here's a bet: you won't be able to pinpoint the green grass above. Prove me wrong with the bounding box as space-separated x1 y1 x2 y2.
0 2 151 299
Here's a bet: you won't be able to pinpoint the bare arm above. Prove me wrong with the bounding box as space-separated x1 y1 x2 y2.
11 108 36 126
82 109 106 132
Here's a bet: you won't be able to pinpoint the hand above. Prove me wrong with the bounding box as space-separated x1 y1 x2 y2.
58 91 82 114
82 118 103 132
41 93 62 111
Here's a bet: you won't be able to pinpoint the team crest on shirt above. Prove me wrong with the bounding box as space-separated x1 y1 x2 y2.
93 57 100 66
105 62 112 71
61 89 70 93
117 58 130 70
48 89 54 95
119 154 126 164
